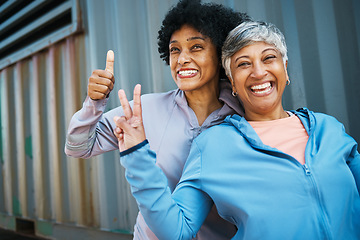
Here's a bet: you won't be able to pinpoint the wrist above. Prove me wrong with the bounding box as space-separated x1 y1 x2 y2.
120 140 149 157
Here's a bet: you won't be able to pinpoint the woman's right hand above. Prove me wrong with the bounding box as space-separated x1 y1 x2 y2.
114 84 146 152
88 50 115 100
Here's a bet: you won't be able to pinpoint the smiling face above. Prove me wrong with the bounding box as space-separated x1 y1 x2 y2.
169 24 220 94
229 41 289 121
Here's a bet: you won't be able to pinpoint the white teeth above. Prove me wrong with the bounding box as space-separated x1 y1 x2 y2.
178 70 197 76
253 88 271 94
251 82 271 90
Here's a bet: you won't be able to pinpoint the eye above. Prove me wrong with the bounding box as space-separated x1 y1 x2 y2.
170 47 180 54
191 44 203 51
264 55 276 62
237 62 250 68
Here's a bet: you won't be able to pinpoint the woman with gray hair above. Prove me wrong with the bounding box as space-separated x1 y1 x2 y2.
113 20 360 239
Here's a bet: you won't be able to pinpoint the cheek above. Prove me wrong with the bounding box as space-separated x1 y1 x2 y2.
201 52 219 68
169 57 176 68
169 58 177 72
169 62 177 80
232 71 247 88
274 64 288 82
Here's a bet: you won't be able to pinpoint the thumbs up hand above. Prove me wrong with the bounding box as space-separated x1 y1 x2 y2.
88 50 115 100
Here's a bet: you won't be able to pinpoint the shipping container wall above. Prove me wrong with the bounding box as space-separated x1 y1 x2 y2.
0 34 135 239
0 0 359 239
86 0 360 144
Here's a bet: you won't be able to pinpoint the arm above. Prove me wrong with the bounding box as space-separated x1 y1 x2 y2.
64 97 120 158
121 141 212 240
65 50 119 158
333 119 360 193
115 85 213 239
347 142 360 193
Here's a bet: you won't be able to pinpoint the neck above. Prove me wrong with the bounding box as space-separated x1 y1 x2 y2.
185 87 222 126
245 107 288 121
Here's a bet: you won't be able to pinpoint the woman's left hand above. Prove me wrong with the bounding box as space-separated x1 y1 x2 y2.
114 84 146 151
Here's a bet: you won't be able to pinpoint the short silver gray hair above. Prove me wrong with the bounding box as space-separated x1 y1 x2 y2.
222 21 288 79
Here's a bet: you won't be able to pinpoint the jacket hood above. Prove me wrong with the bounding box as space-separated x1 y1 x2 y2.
218 80 245 116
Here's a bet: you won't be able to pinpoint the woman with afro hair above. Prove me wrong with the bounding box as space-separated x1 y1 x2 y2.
65 0 250 239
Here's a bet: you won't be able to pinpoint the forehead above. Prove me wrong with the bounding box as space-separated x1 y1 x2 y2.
170 24 208 43
232 42 279 59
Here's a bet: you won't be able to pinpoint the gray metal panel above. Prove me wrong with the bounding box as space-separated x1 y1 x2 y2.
0 0 359 239
0 0 82 70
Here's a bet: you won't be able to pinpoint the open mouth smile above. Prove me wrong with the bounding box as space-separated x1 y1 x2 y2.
177 69 198 77
250 82 273 95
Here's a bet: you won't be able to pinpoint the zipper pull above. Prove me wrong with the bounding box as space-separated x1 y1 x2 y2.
303 164 311 175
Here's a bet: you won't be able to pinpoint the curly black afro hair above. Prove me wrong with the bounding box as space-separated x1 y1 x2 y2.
158 0 250 78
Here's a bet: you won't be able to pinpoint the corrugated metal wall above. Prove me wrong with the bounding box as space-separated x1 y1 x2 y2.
0 0 359 239
0 34 135 239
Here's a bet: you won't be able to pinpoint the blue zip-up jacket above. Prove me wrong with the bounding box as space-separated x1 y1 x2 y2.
121 108 360 240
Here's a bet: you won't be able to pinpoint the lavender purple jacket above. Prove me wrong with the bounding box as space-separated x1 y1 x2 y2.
65 80 244 240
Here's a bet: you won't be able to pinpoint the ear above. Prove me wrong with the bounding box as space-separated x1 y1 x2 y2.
285 60 289 81
227 75 237 93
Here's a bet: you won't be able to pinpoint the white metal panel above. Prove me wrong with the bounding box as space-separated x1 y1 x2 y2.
0 0 48 34
0 0 82 70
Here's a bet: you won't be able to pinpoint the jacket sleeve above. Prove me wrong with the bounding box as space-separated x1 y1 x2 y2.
64 96 121 158
120 141 213 240
347 142 360 194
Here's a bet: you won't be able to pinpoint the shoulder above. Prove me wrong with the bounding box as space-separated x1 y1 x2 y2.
201 121 236 137
308 109 344 128
193 120 241 151
197 114 246 142
140 89 179 116
296 108 342 124
312 112 340 123
312 112 347 135
141 89 178 103
296 108 347 134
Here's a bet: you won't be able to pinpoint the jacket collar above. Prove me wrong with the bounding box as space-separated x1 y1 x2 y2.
173 80 245 119
225 108 314 148
218 80 244 117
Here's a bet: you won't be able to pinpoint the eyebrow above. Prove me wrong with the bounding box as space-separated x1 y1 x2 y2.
263 47 277 53
169 36 206 45
234 47 278 63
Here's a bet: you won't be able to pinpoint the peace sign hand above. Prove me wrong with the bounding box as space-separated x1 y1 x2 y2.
114 84 146 152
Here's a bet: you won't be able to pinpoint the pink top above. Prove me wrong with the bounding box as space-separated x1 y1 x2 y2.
248 114 308 165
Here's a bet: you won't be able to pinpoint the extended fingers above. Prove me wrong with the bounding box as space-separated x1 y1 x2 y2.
132 84 142 120
105 50 114 75
118 89 133 120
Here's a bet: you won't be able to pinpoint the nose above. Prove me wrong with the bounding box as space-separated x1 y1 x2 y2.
178 50 191 65
250 62 267 79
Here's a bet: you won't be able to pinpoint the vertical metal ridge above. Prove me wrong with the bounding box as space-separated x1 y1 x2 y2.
31 54 45 220
63 37 84 225
1 69 13 214
47 46 63 222
14 62 27 217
